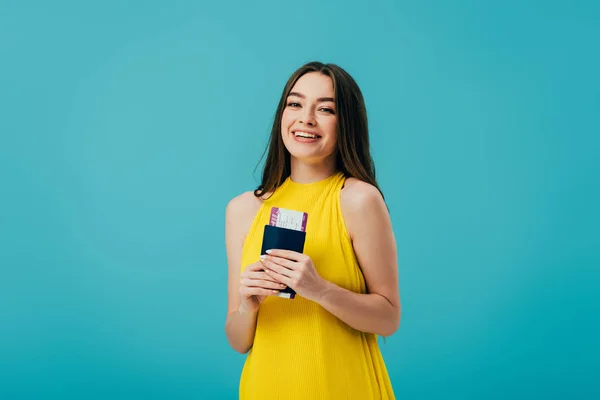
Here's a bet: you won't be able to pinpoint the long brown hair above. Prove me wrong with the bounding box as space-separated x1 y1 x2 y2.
254 61 383 199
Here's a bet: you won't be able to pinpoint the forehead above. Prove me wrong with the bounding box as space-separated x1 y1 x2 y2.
290 72 334 99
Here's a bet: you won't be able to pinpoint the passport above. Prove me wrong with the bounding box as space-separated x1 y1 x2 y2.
260 224 306 299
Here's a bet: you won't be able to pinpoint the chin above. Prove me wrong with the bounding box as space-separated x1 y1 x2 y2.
288 147 334 163
287 148 318 160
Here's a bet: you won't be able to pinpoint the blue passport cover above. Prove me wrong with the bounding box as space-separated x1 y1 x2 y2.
260 224 306 299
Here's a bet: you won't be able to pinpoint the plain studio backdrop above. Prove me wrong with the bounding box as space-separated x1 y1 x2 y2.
1 1 598 399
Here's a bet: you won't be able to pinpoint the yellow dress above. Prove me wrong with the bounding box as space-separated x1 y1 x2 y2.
239 171 395 399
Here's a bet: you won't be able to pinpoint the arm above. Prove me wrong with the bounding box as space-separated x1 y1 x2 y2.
317 180 401 336
261 180 401 337
224 193 259 354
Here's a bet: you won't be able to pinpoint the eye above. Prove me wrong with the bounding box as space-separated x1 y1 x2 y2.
319 107 335 114
287 102 301 107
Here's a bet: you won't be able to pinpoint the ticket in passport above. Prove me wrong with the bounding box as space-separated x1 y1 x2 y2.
269 207 308 232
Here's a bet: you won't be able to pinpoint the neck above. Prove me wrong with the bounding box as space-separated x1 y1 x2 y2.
289 156 337 184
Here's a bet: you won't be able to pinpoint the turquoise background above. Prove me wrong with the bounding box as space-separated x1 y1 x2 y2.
1 0 598 398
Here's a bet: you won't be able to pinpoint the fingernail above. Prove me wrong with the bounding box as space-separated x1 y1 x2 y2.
272 290 278 293
266 250 272 254
260 255 266 260
280 284 286 288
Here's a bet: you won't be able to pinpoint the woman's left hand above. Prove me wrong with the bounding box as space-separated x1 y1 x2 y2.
260 250 327 302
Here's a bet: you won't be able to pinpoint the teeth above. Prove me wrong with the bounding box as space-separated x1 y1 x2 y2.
294 131 317 138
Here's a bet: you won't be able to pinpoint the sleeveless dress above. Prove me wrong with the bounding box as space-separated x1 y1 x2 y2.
239 171 395 399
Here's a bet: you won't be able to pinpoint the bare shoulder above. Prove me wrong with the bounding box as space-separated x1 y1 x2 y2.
341 177 385 211
340 177 389 238
227 191 261 216
226 191 263 231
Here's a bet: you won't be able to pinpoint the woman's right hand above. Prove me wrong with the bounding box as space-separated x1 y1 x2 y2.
239 261 287 314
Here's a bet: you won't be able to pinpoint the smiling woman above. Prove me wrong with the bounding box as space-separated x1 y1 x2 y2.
280 74 338 165
224 61 400 400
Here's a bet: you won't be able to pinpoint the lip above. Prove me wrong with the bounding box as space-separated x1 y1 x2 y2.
292 129 322 138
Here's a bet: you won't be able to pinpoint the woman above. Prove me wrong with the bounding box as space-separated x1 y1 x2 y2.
225 61 400 399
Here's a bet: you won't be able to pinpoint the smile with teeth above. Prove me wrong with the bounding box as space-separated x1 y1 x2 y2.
294 131 321 139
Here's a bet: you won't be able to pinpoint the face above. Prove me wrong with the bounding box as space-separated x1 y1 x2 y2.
281 72 338 163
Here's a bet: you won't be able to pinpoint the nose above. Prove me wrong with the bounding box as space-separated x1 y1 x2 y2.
299 107 316 126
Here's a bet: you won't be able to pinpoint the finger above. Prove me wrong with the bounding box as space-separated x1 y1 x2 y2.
241 277 286 290
242 271 287 285
242 272 283 286
265 249 302 261
241 265 273 280
240 286 280 297
248 270 284 283
262 254 297 270
261 258 295 278
264 269 293 287
245 261 266 272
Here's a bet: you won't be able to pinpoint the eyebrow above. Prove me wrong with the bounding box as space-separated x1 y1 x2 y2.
288 91 335 103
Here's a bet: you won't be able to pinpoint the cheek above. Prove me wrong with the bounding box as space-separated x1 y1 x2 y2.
325 120 338 140
280 113 289 135
281 110 294 127
327 122 338 150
